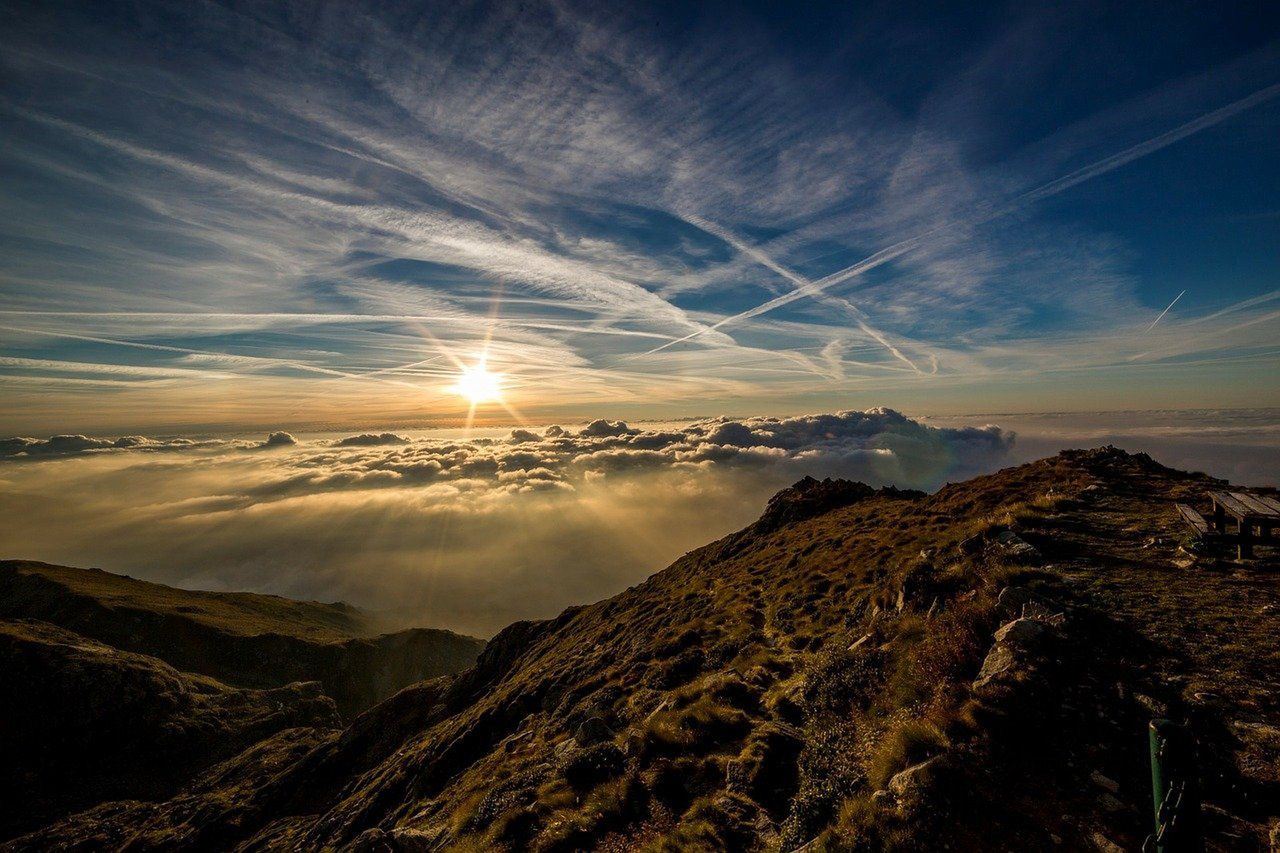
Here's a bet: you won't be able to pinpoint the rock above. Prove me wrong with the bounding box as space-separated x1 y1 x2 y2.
870 789 895 807
1098 793 1125 813
644 699 671 722
994 530 1042 562
972 617 1058 694
996 586 1059 620
750 477 879 536
1089 771 1119 794
994 616 1054 646
887 757 938 802
575 716 614 745
554 736 578 758
502 729 533 752
958 534 984 555
1269 818 1279 852
351 828 393 852
1133 692 1168 717
848 633 871 651
1089 832 1125 853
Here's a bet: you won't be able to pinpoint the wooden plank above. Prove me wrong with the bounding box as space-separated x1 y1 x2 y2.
1176 503 1209 536
1232 492 1280 518
1250 493 1280 515
1210 490 1255 519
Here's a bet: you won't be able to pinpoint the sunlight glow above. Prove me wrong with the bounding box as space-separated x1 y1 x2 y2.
451 361 503 404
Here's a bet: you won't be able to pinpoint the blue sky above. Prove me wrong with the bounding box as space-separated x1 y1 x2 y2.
1 0 1278 433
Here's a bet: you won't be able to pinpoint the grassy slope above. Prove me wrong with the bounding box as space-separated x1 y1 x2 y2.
0 560 370 640
8 448 1279 852
0 560 485 717
0 618 340 840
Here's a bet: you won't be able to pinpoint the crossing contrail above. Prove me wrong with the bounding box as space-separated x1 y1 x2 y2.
1145 289 1186 332
645 81 1280 356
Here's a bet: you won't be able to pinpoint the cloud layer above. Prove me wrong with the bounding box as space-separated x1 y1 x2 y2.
0 409 1012 635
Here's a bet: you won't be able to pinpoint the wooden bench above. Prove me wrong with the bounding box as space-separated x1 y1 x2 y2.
1175 503 1211 538
1208 490 1280 559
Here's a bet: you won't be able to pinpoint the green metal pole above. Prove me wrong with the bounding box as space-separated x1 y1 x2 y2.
1147 719 1202 853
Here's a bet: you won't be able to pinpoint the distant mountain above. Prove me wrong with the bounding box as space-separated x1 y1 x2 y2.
4 449 1278 850
0 560 484 717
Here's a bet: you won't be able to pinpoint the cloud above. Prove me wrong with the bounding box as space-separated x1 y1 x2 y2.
1 3 1277 434
4 407 1275 637
262 431 298 448
0 434 220 459
0 429 313 459
579 419 639 438
0 409 1014 635
333 433 410 447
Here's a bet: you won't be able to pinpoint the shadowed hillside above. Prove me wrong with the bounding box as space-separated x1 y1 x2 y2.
0 619 340 839
4 448 1279 850
0 561 484 717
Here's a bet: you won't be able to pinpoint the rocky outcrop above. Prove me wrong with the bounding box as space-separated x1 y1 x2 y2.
971 616 1061 699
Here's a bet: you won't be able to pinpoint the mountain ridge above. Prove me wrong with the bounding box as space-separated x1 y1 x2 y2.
0 560 485 718
3 447 1278 850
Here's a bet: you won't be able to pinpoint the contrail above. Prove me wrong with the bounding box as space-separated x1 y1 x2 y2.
679 213 924 372
0 324 422 388
645 81 1280 355
1145 289 1186 332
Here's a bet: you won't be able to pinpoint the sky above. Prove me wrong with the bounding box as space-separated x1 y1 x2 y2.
0 0 1278 434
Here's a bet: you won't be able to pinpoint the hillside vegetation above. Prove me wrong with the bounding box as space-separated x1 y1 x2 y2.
4 448 1278 851
0 560 484 717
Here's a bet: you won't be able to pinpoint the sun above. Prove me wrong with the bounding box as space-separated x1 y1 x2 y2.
451 361 503 404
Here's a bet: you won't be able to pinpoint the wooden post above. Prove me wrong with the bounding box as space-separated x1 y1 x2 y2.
1238 520 1252 560
1213 503 1225 534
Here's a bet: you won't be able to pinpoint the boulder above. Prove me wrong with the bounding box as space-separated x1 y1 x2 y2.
972 617 1059 696
575 716 614 746
993 530 1042 563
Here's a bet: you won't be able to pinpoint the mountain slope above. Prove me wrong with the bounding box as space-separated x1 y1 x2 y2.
7 448 1279 851
0 618 340 840
0 560 485 717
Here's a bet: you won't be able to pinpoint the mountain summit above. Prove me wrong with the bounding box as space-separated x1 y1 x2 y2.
2 448 1277 851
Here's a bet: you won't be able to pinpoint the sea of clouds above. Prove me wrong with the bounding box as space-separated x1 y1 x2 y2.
0 409 1012 636
3 407 1275 636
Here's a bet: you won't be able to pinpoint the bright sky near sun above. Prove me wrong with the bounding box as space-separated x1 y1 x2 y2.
0 1 1278 433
